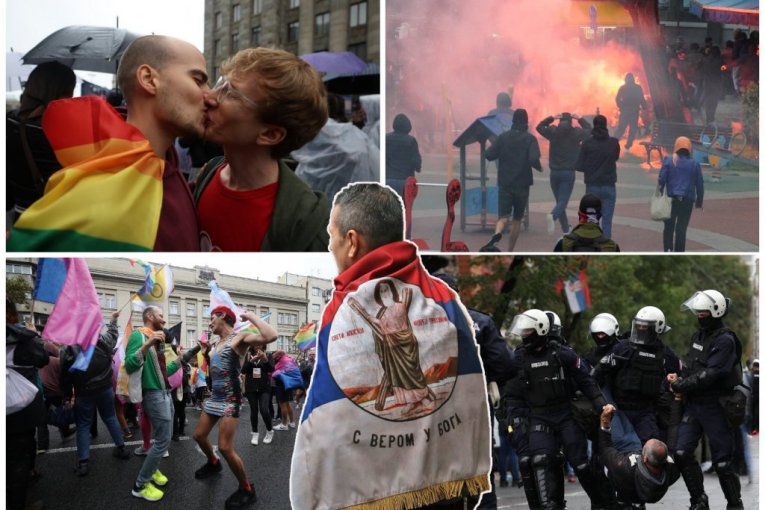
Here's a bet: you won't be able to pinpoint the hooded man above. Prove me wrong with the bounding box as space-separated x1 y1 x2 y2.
484 108 542 252
574 115 620 239
536 112 592 234
614 73 647 150
385 113 422 199
554 193 620 251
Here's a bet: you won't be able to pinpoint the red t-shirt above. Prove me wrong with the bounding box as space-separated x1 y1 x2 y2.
197 162 278 251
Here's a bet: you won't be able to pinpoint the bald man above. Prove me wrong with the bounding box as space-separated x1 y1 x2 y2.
599 405 680 505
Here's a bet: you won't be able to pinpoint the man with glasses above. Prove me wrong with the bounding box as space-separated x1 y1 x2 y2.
192 47 330 252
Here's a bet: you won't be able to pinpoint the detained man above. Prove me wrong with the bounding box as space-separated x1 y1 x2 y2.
290 182 492 510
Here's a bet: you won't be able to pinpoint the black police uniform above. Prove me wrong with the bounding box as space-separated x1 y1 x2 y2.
598 427 680 505
671 321 744 509
509 338 608 509
598 339 681 444
470 308 514 510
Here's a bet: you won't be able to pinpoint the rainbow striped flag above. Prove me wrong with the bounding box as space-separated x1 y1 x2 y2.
294 321 317 351
8 96 165 251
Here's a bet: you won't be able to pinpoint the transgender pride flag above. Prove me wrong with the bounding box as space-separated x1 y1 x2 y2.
564 270 591 314
34 259 103 371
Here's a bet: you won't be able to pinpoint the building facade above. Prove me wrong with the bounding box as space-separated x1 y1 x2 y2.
6 258 314 355
204 0 380 82
277 272 333 325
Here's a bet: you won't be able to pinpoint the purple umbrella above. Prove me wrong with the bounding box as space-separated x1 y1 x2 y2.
299 51 367 75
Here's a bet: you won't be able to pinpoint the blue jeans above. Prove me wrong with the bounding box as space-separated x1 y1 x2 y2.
74 386 125 461
549 171 575 232
585 184 616 239
498 432 520 482
136 390 173 485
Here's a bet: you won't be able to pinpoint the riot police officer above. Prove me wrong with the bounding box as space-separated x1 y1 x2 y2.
596 307 681 444
583 313 622 369
508 309 610 509
668 290 744 510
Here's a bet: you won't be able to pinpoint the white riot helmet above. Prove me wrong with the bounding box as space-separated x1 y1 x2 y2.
630 306 670 346
510 309 550 348
590 313 619 346
681 289 729 318
545 311 562 337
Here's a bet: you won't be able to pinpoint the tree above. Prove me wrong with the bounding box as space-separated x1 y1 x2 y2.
6 276 33 307
457 256 754 358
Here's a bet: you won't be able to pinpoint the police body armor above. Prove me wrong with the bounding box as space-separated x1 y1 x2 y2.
613 344 666 408
522 342 569 413
685 327 743 397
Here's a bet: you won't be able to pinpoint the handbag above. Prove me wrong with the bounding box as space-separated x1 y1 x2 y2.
6 368 39 415
650 184 672 221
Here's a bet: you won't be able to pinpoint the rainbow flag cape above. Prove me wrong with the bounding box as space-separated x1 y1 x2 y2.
33 258 103 372
8 96 164 251
294 322 317 352
131 264 174 310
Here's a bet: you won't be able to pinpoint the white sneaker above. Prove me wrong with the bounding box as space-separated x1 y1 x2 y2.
289 422 296 429
134 446 149 456
251 432 259 445
163 450 169 458
263 430 274 444
273 423 289 431
546 213 555 234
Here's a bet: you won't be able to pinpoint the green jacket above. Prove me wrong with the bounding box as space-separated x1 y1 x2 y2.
554 223 620 252
193 157 330 252
125 328 200 391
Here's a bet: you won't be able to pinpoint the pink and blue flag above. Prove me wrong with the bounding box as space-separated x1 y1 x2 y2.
34 259 103 372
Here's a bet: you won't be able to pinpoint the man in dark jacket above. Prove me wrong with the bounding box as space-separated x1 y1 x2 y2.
386 113 422 199
599 405 680 505
242 346 275 445
614 73 647 150
536 112 591 235
554 193 620 252
60 311 131 476
575 115 620 239
484 108 541 252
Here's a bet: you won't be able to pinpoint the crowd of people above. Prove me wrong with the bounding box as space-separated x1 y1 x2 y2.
6 296 317 509
6 35 379 252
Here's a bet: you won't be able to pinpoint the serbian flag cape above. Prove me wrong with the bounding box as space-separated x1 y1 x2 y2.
290 241 491 510
8 96 164 251
33 258 103 372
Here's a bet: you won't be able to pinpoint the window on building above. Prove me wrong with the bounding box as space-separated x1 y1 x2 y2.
311 287 320 296
287 21 300 42
315 12 330 37
278 312 285 324
98 293 117 310
6 264 32 274
311 303 321 313
231 32 240 52
251 26 261 46
169 301 180 315
252 0 262 15
203 304 211 317
215 11 222 28
261 306 270 316
289 0 300 9
214 39 222 56
187 329 197 342
348 42 367 61
233 3 241 22
350 1 367 27
186 301 196 317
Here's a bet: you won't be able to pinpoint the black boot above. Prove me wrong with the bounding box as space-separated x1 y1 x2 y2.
676 451 709 509
553 453 566 509
714 462 743 509
591 454 619 509
519 455 542 509
532 455 562 510
480 233 502 252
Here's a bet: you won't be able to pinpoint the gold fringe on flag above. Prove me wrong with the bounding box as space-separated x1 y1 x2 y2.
343 475 490 510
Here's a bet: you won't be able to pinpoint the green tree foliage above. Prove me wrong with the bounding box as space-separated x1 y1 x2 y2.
458 256 754 360
6 276 33 306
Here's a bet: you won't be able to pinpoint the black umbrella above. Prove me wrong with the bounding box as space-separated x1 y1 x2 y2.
323 63 380 95
22 25 142 73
